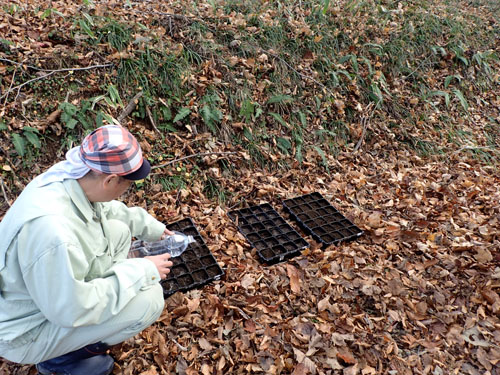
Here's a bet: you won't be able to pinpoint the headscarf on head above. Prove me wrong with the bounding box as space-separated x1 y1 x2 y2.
32 125 145 187
32 146 90 187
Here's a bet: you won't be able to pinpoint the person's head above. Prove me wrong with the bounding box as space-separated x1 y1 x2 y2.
77 125 151 202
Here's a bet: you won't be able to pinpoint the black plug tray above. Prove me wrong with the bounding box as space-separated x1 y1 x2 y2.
283 192 363 246
228 203 309 265
132 218 224 297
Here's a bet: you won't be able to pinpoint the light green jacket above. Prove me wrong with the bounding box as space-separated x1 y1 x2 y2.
0 178 165 348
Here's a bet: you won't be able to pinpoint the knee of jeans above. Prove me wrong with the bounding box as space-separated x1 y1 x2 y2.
130 284 165 331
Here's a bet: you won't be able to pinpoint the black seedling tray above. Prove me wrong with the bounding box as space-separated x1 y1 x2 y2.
283 192 363 247
131 218 224 297
228 203 309 265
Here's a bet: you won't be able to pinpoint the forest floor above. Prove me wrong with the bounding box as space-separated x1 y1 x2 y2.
0 0 499 374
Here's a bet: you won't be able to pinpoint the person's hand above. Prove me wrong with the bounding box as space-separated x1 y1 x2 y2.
160 228 175 240
145 253 173 279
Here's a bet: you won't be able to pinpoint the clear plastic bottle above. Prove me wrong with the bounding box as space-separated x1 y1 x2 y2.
128 231 195 258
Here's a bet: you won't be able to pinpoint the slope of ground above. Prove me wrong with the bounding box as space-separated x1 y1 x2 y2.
0 0 499 374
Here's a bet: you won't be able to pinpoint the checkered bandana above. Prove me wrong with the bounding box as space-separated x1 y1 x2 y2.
80 125 143 176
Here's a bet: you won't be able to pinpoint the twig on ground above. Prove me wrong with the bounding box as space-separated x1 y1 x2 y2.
131 9 194 22
151 151 240 170
0 58 45 71
0 146 17 176
175 188 182 207
117 91 143 123
453 145 498 155
2 66 18 109
0 63 114 102
0 176 11 207
0 58 113 72
227 187 258 210
353 103 376 153
170 337 189 352
265 51 335 97
145 105 162 136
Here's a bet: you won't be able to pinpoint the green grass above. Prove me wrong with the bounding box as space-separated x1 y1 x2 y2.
0 0 498 190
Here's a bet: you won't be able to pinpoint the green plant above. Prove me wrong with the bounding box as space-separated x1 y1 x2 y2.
203 175 229 203
239 98 263 123
40 7 64 20
11 127 42 157
200 91 223 133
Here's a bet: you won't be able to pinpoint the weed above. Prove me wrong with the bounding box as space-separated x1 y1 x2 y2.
203 175 230 204
10 127 43 159
200 91 223 133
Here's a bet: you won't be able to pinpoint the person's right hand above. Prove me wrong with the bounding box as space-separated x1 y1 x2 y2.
145 253 173 279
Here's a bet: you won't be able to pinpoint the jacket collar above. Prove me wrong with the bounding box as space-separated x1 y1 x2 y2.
63 179 95 222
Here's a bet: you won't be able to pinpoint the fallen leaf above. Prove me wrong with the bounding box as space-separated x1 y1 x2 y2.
287 264 301 294
291 363 309 375
198 337 213 350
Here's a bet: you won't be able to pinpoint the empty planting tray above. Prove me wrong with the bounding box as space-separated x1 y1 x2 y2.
283 192 363 246
228 203 309 264
131 218 224 297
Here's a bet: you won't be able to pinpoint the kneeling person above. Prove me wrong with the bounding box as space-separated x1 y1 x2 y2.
0 125 173 375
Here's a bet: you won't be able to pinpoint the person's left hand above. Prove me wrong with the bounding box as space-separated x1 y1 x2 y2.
160 228 175 240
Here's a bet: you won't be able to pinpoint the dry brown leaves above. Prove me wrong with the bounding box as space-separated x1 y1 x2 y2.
94 125 499 375
1 1 499 375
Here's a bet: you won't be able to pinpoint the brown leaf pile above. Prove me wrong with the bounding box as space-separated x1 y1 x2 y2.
111 136 499 375
3 127 499 375
0 1 499 374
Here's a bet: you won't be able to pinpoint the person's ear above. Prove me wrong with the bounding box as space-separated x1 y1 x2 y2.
102 174 120 188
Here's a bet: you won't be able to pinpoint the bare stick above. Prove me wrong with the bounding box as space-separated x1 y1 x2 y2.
453 145 498 155
227 187 258 210
265 51 335 97
0 58 112 72
2 66 17 108
151 151 240 170
0 63 113 102
0 58 47 71
145 105 162 136
170 337 188 352
353 103 376 153
117 91 143 123
0 146 16 176
0 176 11 207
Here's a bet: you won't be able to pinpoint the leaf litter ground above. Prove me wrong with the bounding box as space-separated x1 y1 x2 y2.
2 131 499 375
0 0 499 374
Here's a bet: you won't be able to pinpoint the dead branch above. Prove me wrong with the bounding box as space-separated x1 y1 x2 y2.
227 187 258 210
0 63 114 102
0 146 17 176
118 91 144 123
170 337 189 352
2 66 18 108
151 151 240 170
265 51 335 97
0 58 45 71
453 145 499 155
353 103 376 153
0 58 112 72
145 105 162 136
0 176 11 207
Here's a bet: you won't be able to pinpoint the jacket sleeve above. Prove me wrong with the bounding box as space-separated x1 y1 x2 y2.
17 218 163 328
101 200 166 242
